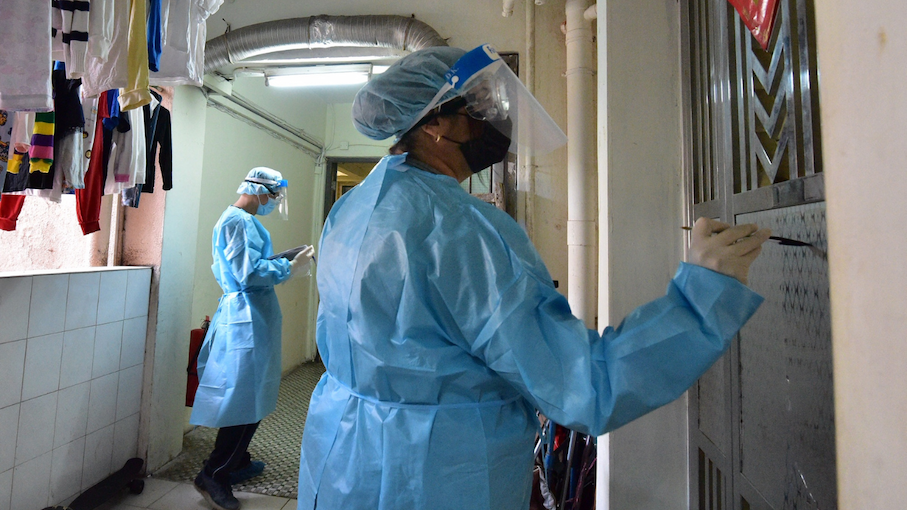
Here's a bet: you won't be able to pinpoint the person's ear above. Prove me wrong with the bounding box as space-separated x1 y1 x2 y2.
420 115 452 143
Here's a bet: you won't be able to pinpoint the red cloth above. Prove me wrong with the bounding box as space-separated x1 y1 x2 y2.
76 91 109 235
0 195 26 231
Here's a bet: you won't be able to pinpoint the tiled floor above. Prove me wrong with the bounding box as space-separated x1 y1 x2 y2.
100 477 297 510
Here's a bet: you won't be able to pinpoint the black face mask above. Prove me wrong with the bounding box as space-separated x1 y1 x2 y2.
445 117 513 174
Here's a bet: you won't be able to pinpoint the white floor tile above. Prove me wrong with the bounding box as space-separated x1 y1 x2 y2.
111 414 140 469
116 365 143 421
15 393 57 466
21 333 63 401
124 270 151 320
97 271 128 325
148 482 210 510
60 326 96 389
92 322 123 379
50 437 85 506
87 372 119 434
0 469 12 510
281 499 298 510
0 277 32 345
11 450 52 510
0 341 25 410
117 477 179 507
82 424 114 491
65 272 100 331
54 381 90 448
0 405 19 473
27 274 69 339
120 317 148 370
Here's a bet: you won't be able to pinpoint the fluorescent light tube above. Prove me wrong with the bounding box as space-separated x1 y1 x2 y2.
267 71 369 88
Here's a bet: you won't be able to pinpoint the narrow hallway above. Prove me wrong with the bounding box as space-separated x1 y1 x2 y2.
147 362 324 504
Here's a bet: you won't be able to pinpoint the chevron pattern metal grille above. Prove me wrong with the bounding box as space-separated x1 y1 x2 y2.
689 0 821 204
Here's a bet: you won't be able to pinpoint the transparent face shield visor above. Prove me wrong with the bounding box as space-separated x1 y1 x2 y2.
245 177 289 220
407 44 567 156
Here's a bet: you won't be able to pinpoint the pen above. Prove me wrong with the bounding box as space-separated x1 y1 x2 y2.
681 226 827 259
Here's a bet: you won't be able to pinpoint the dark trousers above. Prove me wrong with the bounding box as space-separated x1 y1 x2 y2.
203 422 260 484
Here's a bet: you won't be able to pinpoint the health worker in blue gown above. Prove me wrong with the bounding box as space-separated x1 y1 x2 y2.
191 167 314 510
297 45 772 510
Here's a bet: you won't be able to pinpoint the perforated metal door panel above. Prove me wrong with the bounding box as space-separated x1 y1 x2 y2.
736 203 834 510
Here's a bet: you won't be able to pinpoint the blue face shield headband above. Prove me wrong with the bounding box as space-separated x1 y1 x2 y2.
403 44 567 156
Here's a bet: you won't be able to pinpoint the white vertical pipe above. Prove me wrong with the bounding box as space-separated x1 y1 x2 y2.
520 0 536 241
503 0 517 17
565 0 597 327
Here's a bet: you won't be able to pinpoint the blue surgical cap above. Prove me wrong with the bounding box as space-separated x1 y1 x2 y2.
237 167 284 195
352 46 467 141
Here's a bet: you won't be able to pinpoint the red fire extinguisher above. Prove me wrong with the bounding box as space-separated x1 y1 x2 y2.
186 316 210 407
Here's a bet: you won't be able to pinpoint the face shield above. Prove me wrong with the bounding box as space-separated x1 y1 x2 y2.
244 177 289 220
406 44 567 156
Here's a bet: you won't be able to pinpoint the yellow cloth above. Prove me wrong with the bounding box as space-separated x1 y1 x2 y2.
7 152 24 174
119 0 152 111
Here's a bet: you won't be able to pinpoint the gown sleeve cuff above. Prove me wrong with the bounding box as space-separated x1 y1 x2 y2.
672 262 764 341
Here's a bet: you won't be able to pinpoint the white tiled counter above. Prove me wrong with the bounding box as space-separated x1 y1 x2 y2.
0 267 152 510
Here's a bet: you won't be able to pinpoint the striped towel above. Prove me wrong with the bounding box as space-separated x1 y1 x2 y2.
29 112 55 173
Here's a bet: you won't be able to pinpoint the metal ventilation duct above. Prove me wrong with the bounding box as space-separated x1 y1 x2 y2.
204 15 449 75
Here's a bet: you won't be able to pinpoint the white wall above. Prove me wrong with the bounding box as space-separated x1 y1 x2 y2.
145 86 208 471
0 267 150 510
323 102 391 159
597 0 688 509
816 3 907 509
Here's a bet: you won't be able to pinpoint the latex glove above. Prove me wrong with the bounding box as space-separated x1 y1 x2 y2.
688 217 771 285
288 245 316 276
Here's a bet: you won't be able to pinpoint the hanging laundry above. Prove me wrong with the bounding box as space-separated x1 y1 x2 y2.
150 0 224 87
120 0 153 110
0 194 27 231
11 112 34 153
3 152 31 192
147 0 164 72
0 110 11 193
89 0 115 61
76 90 111 234
83 0 130 98
51 63 86 190
29 112 55 174
52 0 91 78
105 106 146 194
0 0 53 111
124 89 172 207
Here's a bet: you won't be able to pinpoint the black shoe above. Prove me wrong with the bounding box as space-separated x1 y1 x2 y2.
194 470 241 510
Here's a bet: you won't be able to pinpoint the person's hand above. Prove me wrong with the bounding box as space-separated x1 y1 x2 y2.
289 245 315 275
688 217 771 285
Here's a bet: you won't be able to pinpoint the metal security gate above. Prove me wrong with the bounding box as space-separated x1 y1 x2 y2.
681 0 835 509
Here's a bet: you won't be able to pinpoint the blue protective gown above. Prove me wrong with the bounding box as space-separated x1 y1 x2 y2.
297 155 763 510
190 206 292 428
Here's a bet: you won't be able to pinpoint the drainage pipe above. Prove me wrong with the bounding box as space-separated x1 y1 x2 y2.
565 0 597 327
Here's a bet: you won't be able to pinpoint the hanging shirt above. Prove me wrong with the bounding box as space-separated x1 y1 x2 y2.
0 0 53 111
88 0 116 61
82 0 130 99
298 155 764 510
150 0 223 86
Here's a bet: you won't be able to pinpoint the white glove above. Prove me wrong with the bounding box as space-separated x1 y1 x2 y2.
688 217 771 285
288 245 316 276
